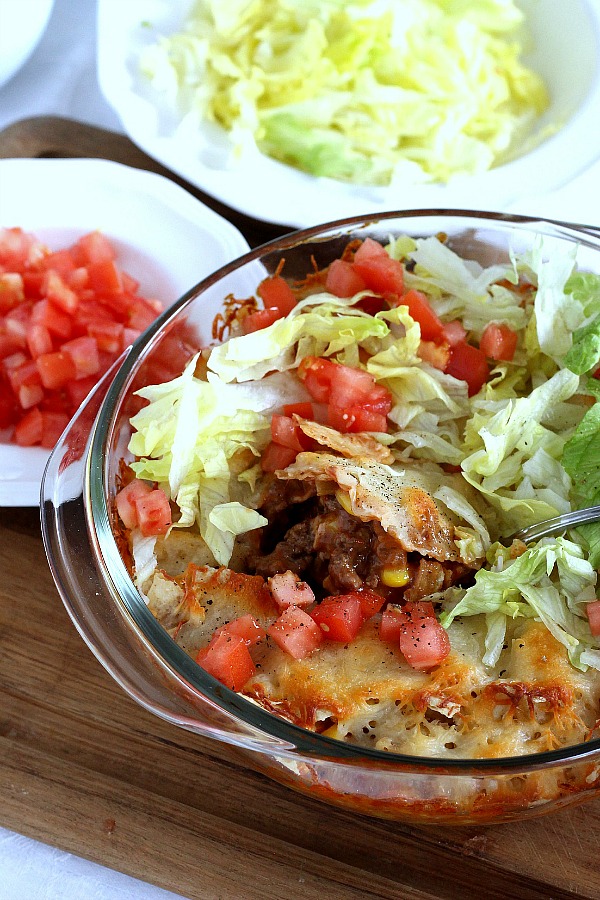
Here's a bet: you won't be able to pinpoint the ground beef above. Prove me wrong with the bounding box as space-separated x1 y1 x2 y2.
251 479 470 600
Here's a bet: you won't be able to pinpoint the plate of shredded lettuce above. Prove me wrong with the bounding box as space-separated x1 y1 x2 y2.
97 0 600 227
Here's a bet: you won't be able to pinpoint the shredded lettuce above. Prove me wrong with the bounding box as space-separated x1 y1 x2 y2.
140 0 549 186
562 399 600 568
129 355 301 564
440 538 599 670
208 294 389 383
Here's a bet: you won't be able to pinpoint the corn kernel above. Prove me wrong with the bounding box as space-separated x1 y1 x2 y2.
335 489 354 515
381 566 410 588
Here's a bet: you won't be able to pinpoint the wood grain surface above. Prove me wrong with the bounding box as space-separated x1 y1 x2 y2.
1 117 600 900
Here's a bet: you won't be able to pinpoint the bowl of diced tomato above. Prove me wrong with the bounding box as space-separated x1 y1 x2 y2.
0 157 249 505
41 209 600 826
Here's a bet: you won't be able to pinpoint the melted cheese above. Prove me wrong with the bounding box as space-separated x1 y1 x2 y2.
145 564 600 760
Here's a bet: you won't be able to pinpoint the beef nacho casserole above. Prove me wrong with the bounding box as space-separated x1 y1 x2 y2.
113 222 600 766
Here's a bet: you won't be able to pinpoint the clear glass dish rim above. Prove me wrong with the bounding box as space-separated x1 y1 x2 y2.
88 207 600 774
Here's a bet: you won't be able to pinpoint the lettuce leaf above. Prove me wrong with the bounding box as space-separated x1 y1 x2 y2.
562 400 600 567
208 294 389 383
440 538 599 670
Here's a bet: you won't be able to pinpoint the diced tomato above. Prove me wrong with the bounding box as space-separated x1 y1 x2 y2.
353 237 388 262
257 275 296 316
397 601 451 671
135 488 172 537
115 478 153 530
27 323 53 359
40 411 70 449
242 307 282 334
298 356 337 403
196 632 256 691
66 374 98 409
261 440 298 472
213 614 267 647
325 258 367 298
31 299 73 340
353 587 386 619
17 382 44 410
0 272 24 313
479 322 518 362
271 414 303 451
268 570 316 611
0 331 23 359
37 351 76 390
39 249 77 276
75 231 115 266
399 289 444 342
43 270 79 315
61 335 100 380
87 321 124 353
22 271 45 300
87 260 123 296
327 404 388 434
127 297 162 332
13 407 44 446
586 600 600 637
353 238 404 298
329 362 376 408
0 227 42 270
379 605 406 643
283 401 314 419
442 319 467 346
310 594 364 643
67 266 89 292
267 606 323 660
7 359 41 392
444 340 489 396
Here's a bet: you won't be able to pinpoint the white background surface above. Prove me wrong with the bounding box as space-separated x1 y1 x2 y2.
0 0 599 898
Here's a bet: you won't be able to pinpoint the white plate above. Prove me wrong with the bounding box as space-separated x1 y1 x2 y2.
0 157 249 507
97 0 600 229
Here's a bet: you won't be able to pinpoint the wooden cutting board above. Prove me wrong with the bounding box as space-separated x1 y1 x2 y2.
1 117 600 900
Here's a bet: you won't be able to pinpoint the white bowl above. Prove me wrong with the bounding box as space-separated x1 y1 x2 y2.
0 0 55 89
97 0 600 227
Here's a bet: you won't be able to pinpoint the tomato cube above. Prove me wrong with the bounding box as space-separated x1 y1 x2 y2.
310 595 364 642
43 270 79 315
0 272 24 313
479 322 518 362
17 382 44 410
40 411 70 449
27 323 53 359
379 605 406 642
196 632 256 691
214 614 267 647
257 275 297 315
242 307 282 334
115 478 153 530
586 600 600 637
325 259 367 298
13 407 44 446
87 260 124 295
399 289 444 342
136 488 172 536
260 441 298 472
444 340 489 397
75 231 115 266
267 606 323 659
397 601 451 671
282 401 314 419
37 351 76 390
61 336 100 380
32 299 73 340
271 414 307 452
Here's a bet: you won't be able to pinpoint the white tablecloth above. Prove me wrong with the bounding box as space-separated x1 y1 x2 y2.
0 1 598 898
